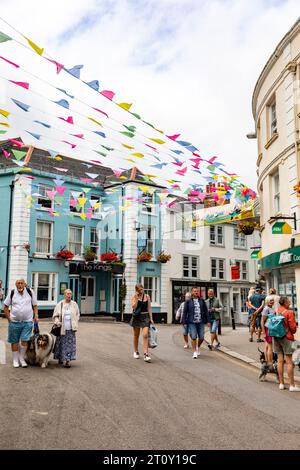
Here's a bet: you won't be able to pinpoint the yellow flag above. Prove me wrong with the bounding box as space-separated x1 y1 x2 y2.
88 117 102 126
93 202 101 210
54 156 62 161
78 197 87 207
0 109 10 118
118 102 132 111
0 122 10 127
131 153 144 158
122 143 134 149
150 138 165 145
24 36 44 55
80 213 87 220
124 158 135 163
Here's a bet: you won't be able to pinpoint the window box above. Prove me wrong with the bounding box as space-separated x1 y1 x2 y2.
101 252 119 262
156 252 171 263
137 251 153 262
56 249 74 260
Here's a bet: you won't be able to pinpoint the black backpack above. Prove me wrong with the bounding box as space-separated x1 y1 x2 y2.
10 287 33 309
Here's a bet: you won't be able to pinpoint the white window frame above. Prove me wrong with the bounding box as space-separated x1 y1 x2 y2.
141 191 156 215
90 194 101 217
141 276 160 306
183 255 199 278
182 205 198 242
90 227 99 255
210 225 224 246
211 258 225 280
233 228 247 249
31 272 57 306
269 100 277 136
68 225 84 257
273 172 280 214
236 260 248 281
36 184 54 211
70 192 84 214
141 225 156 256
35 220 53 255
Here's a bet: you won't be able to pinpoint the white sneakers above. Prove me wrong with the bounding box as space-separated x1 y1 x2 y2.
289 385 300 392
13 359 20 368
144 354 151 362
196 347 201 356
184 344 189 349
12 350 28 368
133 352 140 359
279 384 300 392
193 352 198 359
133 351 151 362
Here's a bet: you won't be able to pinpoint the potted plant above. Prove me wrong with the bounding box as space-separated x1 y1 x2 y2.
56 248 75 260
101 252 119 263
156 251 171 263
83 246 97 262
137 251 153 262
238 221 257 235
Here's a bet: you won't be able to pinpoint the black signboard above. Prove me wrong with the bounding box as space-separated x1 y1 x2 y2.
69 262 124 275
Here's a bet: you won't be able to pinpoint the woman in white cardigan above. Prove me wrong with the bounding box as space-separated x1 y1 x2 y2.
52 289 80 368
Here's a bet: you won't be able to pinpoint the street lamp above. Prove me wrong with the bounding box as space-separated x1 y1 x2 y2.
246 132 257 139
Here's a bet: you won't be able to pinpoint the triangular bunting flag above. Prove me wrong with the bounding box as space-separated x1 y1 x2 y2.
65 64 83 78
11 149 27 161
24 36 44 55
11 98 30 112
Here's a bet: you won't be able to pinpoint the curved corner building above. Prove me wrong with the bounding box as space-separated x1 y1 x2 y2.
252 18 300 320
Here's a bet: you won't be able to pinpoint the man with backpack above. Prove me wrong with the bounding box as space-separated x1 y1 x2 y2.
272 296 300 392
3 279 38 368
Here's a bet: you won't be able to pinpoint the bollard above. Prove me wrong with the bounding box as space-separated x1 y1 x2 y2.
218 318 222 335
231 307 236 330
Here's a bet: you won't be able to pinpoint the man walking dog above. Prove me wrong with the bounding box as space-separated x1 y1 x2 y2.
3 279 38 368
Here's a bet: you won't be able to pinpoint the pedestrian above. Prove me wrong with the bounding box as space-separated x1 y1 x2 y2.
267 288 280 311
3 278 38 368
246 286 255 330
52 289 80 368
273 296 300 392
175 292 191 349
131 283 154 362
0 280 3 312
248 286 265 343
261 296 275 365
205 289 223 350
182 287 211 359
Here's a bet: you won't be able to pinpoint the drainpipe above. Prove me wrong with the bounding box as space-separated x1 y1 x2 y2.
120 184 125 321
5 181 14 295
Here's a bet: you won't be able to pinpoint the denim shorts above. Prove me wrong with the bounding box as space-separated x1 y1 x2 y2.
210 320 219 334
182 324 189 336
188 322 205 341
8 321 33 344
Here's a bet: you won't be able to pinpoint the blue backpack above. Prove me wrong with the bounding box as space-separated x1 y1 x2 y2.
265 314 286 338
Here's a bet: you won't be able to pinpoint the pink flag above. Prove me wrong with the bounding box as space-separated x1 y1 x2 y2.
58 116 74 124
55 186 67 196
9 139 23 147
112 169 123 178
9 80 29 89
100 90 115 100
145 144 158 153
89 160 102 165
176 167 187 176
166 133 180 141
53 167 68 172
47 58 64 74
93 107 109 118
46 190 56 200
172 161 184 167
80 178 92 183
62 141 76 149
3 149 10 158
70 199 77 207
207 156 217 164
71 134 84 139
0 56 19 68
86 212 92 220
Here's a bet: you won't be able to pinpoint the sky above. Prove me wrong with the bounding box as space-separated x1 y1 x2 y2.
0 0 299 190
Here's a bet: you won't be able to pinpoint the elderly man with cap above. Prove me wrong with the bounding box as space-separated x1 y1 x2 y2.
3 279 38 368
248 285 265 343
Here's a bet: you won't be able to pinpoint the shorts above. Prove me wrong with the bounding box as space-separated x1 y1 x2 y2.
8 321 33 344
188 322 205 341
210 320 219 334
182 324 188 336
273 336 294 355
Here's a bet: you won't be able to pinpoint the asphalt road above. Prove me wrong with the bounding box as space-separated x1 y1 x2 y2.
0 320 300 450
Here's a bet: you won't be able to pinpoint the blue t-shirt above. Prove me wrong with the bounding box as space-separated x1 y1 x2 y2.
249 294 265 315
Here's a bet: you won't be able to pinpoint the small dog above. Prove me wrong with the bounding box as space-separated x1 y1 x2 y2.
258 347 279 382
25 333 55 368
292 343 300 371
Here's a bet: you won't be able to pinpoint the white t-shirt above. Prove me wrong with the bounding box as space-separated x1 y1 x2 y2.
64 304 72 331
4 288 37 322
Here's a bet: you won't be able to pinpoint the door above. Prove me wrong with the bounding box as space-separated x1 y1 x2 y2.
81 276 96 314
112 275 122 313
69 277 79 303
220 293 229 320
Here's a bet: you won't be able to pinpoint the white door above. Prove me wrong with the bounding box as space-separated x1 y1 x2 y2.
81 277 96 314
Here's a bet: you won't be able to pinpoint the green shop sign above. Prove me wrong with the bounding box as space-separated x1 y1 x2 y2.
261 245 300 271
272 222 292 234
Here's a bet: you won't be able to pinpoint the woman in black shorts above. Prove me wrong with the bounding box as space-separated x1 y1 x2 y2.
131 284 154 362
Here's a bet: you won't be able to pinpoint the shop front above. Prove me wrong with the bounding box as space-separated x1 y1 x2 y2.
261 246 299 319
69 262 124 315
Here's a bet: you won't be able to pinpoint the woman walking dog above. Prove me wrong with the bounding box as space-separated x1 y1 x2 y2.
131 284 154 362
52 289 80 368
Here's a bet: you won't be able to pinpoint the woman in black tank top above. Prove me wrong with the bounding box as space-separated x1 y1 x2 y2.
131 283 154 362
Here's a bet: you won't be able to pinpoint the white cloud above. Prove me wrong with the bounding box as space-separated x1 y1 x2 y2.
0 0 299 189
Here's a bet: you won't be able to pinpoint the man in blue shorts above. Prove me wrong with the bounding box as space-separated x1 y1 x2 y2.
3 279 38 367
248 286 265 343
183 287 211 359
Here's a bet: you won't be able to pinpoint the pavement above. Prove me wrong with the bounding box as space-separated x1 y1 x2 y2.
204 325 300 382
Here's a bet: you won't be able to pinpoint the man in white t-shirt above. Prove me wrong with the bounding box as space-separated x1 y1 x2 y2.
3 279 38 368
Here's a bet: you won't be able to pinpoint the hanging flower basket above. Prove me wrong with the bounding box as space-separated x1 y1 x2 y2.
56 249 74 260
101 252 119 263
137 251 153 262
156 252 171 263
238 221 257 235
83 246 97 262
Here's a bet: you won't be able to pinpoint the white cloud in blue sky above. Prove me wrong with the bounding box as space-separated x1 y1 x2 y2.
0 0 299 188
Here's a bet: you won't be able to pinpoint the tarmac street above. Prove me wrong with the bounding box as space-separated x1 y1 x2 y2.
1 320 300 450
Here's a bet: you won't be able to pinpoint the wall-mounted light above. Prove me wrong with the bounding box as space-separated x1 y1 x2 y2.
134 221 141 231
64 261 70 267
